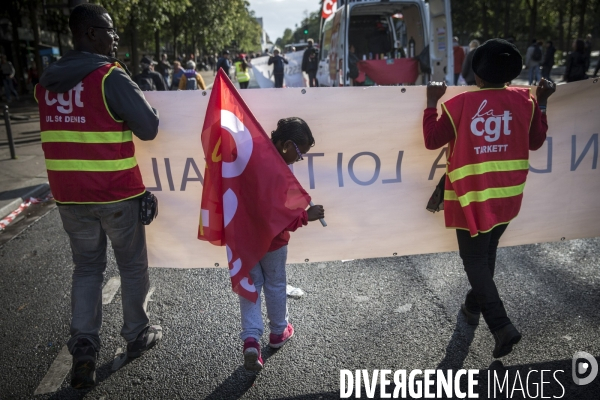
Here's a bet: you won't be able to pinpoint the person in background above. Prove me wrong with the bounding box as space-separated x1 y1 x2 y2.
28 60 40 87
453 37 465 85
268 48 288 88
171 60 184 90
302 39 315 76
234 54 250 89
541 40 556 83
461 40 480 85
155 53 172 88
584 34 592 72
216 50 232 78
305 48 319 87
564 39 589 82
132 56 166 91
1 54 19 103
525 39 543 85
178 60 206 90
239 117 324 372
423 38 555 360
36 3 162 389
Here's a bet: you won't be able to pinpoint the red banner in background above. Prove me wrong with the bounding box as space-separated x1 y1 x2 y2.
357 58 419 85
198 70 311 302
322 0 337 19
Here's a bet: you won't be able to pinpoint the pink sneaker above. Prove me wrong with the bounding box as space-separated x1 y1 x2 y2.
269 323 294 349
243 338 263 372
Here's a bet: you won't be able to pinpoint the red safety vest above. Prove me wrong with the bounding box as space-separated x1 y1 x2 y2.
35 63 145 204
441 87 535 236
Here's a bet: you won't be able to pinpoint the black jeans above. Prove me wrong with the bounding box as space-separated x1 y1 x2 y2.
274 73 284 88
308 71 318 87
456 224 511 332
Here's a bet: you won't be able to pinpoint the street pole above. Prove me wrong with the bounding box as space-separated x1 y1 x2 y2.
3 105 17 159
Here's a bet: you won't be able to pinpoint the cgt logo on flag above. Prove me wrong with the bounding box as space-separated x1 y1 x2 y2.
322 0 337 19
198 70 311 303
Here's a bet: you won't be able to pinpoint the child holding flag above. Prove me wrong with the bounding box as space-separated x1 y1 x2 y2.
198 70 325 373
240 117 325 372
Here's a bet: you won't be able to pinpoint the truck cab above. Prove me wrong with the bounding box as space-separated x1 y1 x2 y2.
317 0 453 87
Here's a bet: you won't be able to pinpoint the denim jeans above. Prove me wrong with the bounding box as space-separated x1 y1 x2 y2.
58 199 149 353
456 224 511 332
239 246 289 342
3 77 18 102
528 65 541 85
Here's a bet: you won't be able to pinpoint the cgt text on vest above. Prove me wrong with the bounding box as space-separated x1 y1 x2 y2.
470 99 513 143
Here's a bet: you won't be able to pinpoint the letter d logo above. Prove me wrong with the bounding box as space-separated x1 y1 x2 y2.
572 351 598 385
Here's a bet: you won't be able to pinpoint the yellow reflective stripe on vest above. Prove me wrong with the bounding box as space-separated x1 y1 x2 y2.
41 130 132 144
445 183 526 207
448 160 529 183
45 157 137 172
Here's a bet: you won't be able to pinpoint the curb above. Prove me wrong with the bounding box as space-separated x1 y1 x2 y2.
0 183 51 221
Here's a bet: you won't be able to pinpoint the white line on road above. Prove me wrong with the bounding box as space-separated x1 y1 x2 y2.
33 345 71 395
102 276 121 304
143 286 156 313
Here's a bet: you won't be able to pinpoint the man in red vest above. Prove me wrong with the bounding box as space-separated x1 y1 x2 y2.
37 3 161 389
422 39 555 359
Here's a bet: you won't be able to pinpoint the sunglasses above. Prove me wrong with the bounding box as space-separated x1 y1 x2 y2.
91 26 118 37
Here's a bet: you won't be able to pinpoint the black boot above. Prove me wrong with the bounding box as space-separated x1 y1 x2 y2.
71 338 97 389
492 323 522 358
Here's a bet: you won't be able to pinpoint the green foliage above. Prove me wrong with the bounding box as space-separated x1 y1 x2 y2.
451 0 600 53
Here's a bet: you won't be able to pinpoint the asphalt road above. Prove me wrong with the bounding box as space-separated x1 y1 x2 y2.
0 208 599 400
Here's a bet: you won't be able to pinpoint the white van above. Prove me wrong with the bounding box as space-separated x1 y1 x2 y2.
317 0 453 87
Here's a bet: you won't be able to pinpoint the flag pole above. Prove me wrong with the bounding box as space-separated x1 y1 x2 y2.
310 201 327 227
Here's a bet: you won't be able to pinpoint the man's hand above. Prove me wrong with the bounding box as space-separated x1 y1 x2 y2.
307 205 325 222
427 81 447 109
536 78 556 106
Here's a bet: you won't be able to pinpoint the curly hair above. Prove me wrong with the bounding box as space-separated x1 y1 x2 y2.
270 117 315 147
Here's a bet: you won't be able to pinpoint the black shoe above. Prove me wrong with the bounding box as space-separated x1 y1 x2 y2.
461 303 480 326
492 323 522 358
127 325 163 358
70 338 97 389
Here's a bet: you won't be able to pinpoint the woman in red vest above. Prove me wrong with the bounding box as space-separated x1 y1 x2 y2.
422 39 555 358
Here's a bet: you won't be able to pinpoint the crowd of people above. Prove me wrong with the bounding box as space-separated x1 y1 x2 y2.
453 35 598 86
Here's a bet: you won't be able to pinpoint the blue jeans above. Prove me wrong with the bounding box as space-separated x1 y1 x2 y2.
528 65 541 85
3 77 18 102
239 246 289 341
58 199 149 353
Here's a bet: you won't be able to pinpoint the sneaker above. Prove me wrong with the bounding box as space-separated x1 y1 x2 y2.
269 323 294 349
243 338 263 372
127 325 163 358
70 338 97 389
492 323 522 358
461 303 481 326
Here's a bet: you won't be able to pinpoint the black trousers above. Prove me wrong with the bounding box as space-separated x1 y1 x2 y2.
239 81 249 89
456 224 511 332
274 73 284 88
308 71 318 87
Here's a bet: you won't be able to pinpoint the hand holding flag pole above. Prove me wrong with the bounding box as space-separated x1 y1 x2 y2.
309 201 327 227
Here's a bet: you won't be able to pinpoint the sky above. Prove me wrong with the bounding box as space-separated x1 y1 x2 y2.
247 0 321 42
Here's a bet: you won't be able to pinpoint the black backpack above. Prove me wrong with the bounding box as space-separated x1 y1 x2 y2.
532 45 542 62
136 75 156 91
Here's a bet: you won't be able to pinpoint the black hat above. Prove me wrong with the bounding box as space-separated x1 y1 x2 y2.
471 38 522 84
140 56 157 65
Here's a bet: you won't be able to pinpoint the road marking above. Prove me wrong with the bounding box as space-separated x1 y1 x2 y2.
143 286 156 313
102 276 121 304
33 345 71 395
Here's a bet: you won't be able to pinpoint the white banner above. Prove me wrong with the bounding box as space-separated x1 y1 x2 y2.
138 81 600 269
250 51 306 88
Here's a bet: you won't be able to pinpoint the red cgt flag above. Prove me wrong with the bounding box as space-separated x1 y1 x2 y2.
198 70 311 302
